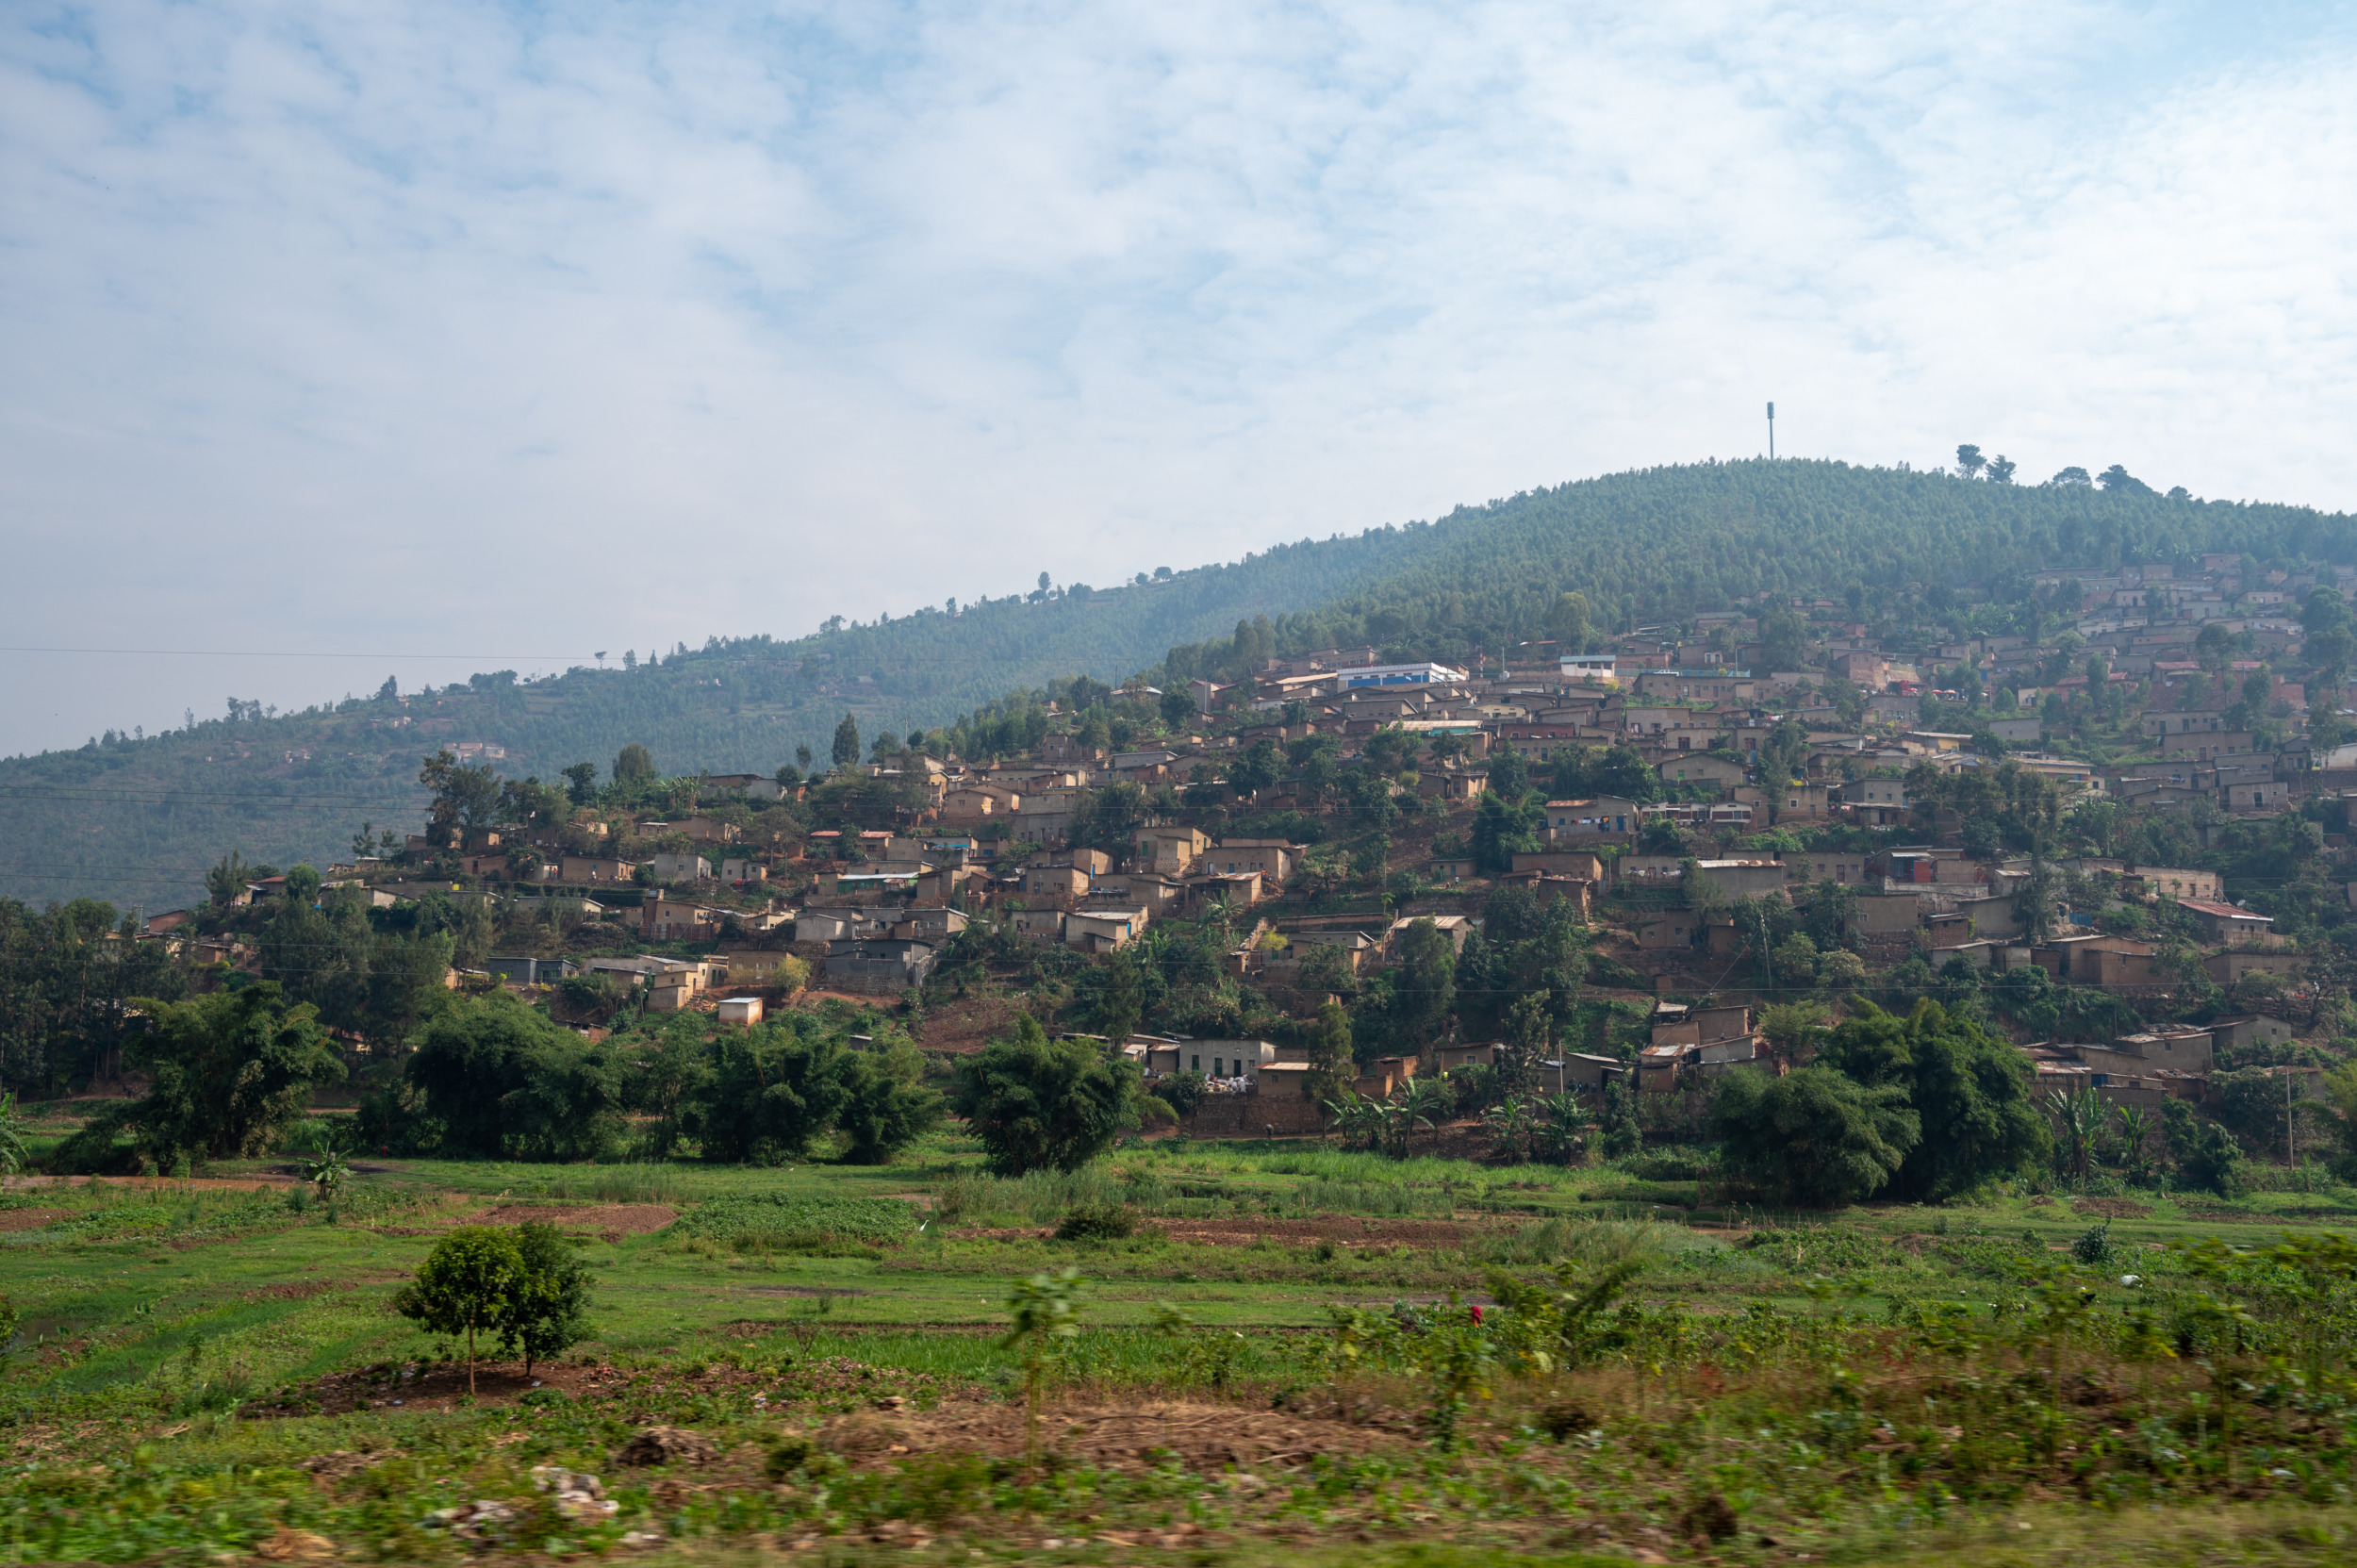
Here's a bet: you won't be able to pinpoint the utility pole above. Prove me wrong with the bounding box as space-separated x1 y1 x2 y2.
1767 402 1776 460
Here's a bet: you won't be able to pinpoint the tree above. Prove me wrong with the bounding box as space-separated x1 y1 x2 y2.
1547 591 1591 648
2049 466 2092 487
1388 917 1458 1051
1708 1065 1919 1208
1469 788 1541 873
406 995 626 1161
1229 737 1282 798
1819 999 2047 1201
1758 604 1807 671
830 713 862 769
1986 454 2017 484
613 743 658 785
692 1026 854 1164
2096 464 2152 494
1304 1000 1353 1101
420 749 502 837
2164 1098 2245 1197
499 1221 594 1377
1091 948 1146 1046
114 985 342 1169
950 1015 1139 1175
836 1035 947 1164
1001 1267 1082 1470
1497 993 1552 1098
560 762 599 804
395 1227 526 1394
1159 687 1196 730
2195 620 2236 674
1954 444 1986 479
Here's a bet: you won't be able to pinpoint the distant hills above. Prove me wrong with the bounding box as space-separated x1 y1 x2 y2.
6 457 2348 912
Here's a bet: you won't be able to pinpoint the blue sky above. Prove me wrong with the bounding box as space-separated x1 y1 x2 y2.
5 1 2357 754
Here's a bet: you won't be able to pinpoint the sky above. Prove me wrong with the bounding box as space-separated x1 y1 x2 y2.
6 0 2357 757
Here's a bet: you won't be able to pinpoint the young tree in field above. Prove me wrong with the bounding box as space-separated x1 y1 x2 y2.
396 1227 527 1394
1001 1268 1083 1471
951 1016 1138 1175
500 1222 594 1377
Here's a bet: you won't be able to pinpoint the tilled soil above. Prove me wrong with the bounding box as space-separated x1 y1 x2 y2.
816 1397 1414 1473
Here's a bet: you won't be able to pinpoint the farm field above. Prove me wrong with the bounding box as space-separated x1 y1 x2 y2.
6 1128 2357 1566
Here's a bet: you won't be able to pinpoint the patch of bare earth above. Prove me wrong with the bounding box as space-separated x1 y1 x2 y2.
2073 1197 2154 1219
370 1200 676 1242
0 1208 70 1232
818 1398 1413 1473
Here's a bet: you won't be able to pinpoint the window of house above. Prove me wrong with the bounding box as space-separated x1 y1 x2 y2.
1190 1055 1200 1071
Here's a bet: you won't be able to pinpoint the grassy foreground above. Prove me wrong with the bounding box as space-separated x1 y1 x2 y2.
5 1133 2357 1565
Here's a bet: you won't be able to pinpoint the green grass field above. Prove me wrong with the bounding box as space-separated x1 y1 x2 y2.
5 1133 2357 1565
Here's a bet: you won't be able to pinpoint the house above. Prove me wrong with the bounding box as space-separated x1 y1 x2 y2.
890 906 970 941
1657 753 1746 791
718 858 767 883
1177 1040 1278 1080
559 855 636 885
716 997 765 1026
460 851 510 878
1208 839 1300 883
1493 871 1593 917
1510 850 1610 884
2178 900 2276 946
793 909 875 943
1638 914 1697 949
1434 1041 1496 1072
1008 907 1067 942
642 897 726 942
1066 906 1146 952
1545 798 1639 838
1388 913 1475 954
1022 864 1092 900
2116 866 2223 903
650 851 713 882
1134 825 1212 875
1773 784 1834 820
824 938 938 989
1986 717 2042 742
668 817 740 845
486 956 575 985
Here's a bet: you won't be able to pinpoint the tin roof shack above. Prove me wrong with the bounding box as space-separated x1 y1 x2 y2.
1510 850 1612 886
2178 900 2279 947
716 997 765 1027
1066 906 1146 952
1434 1041 1497 1073
1638 1042 1692 1093
1550 1052 1628 1091
2202 949 2306 985
486 956 576 986
1494 871 1594 918
824 937 938 992
2111 1029 2216 1074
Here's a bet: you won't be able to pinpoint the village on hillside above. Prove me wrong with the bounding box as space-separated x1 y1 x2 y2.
89 543 2357 1174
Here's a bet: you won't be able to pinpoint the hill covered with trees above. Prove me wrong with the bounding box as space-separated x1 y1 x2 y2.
4 456 2347 911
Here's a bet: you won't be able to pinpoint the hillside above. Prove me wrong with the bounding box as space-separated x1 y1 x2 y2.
4 456 2347 912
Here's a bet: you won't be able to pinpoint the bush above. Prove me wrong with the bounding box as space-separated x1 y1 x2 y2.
1155 1070 1206 1118
405 995 625 1160
1055 1202 1137 1242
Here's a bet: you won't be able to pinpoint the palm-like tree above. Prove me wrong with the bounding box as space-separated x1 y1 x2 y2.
2047 1087 2105 1183
1399 1076 1451 1158
1483 1096 1532 1164
1534 1093 1592 1166
2111 1102 2157 1183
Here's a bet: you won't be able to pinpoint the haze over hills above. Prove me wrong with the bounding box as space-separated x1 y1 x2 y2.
6 456 2349 915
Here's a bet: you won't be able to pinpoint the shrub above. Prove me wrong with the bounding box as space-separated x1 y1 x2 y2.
1055 1202 1137 1242
1155 1070 1206 1118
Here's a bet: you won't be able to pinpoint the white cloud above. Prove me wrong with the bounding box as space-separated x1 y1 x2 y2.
2 0 2355 751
